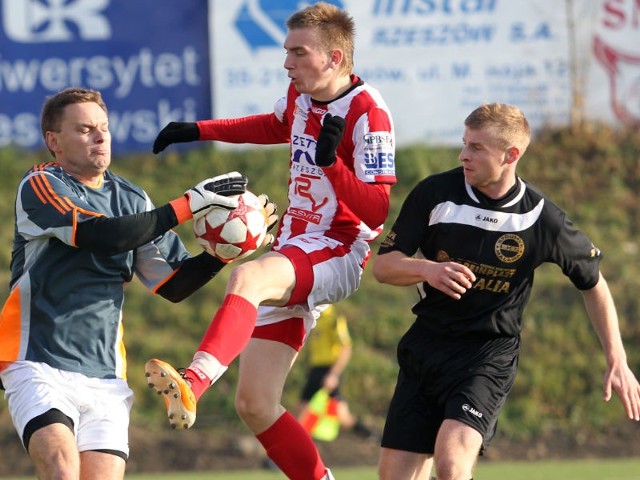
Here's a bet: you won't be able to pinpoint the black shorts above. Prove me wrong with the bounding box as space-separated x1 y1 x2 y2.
300 366 341 401
381 322 519 455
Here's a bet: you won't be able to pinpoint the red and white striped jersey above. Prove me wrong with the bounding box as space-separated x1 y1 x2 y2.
198 75 396 248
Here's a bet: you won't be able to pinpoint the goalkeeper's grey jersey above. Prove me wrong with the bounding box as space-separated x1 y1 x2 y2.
0 162 189 379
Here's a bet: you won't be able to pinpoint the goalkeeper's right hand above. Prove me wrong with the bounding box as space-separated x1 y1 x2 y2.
153 122 200 154
258 193 279 248
186 172 247 220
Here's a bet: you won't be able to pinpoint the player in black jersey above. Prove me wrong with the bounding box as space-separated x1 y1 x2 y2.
373 103 640 480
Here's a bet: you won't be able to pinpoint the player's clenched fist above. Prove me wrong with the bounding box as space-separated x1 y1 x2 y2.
315 113 345 167
153 121 200 154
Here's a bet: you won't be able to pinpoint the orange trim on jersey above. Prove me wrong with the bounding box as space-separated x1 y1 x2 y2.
170 196 192 224
28 176 48 205
70 207 103 247
28 165 107 221
151 267 179 294
29 175 66 214
71 208 78 245
32 171 72 214
32 174 71 212
0 288 22 361
60 196 77 209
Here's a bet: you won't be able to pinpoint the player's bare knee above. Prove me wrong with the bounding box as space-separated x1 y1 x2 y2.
227 262 264 294
434 458 473 480
235 390 270 423
32 450 79 480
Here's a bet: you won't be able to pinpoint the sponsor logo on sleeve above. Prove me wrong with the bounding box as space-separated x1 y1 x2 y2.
462 403 484 418
363 151 395 176
363 132 394 149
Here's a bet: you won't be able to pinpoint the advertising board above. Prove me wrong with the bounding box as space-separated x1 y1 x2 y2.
211 0 640 146
0 0 211 152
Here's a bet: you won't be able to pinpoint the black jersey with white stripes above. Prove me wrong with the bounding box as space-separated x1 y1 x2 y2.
378 167 601 337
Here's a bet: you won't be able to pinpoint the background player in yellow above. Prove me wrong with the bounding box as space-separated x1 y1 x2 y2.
297 305 377 441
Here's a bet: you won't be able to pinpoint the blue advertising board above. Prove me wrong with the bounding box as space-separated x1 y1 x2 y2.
0 0 211 154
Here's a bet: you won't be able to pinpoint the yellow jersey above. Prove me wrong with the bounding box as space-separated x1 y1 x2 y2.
308 306 352 367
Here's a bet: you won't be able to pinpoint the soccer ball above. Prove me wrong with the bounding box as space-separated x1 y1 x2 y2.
194 191 269 262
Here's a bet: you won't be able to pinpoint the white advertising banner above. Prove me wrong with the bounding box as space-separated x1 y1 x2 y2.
210 0 640 147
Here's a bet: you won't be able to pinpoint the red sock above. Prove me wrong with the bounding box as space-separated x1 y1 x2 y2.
197 294 257 365
182 366 210 402
256 412 327 480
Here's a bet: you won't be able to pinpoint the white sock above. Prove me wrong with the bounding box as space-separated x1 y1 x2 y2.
190 351 228 385
322 468 336 480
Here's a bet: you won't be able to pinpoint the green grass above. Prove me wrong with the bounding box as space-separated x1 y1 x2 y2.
3 459 640 479
126 467 373 479
477 458 640 479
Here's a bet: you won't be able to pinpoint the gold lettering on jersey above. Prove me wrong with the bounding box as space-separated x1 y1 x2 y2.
461 260 514 294
461 261 516 278
380 230 397 248
472 278 511 293
494 234 525 263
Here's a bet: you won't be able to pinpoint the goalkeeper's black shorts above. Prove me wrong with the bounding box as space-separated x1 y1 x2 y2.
381 322 520 455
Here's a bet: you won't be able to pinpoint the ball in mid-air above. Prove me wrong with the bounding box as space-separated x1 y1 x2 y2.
194 191 268 262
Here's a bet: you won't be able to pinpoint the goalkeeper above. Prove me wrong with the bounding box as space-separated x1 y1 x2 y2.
0 87 275 480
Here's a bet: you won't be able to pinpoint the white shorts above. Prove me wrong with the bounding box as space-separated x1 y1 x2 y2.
259 234 369 337
1 361 134 455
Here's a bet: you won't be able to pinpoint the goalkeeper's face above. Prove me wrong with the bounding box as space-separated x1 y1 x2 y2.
46 101 112 185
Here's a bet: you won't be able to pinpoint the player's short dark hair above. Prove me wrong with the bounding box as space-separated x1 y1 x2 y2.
41 87 108 141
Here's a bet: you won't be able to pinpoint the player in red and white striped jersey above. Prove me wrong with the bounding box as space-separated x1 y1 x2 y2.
145 3 395 479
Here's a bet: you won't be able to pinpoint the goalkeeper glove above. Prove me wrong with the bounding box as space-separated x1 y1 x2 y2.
153 122 200 154
315 114 346 167
186 172 248 220
257 193 279 248
206 171 248 197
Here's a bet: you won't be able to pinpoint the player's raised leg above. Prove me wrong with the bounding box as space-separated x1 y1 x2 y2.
144 359 196 429
144 253 285 429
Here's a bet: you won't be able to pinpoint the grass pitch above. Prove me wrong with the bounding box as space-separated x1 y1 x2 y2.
3 458 640 479
128 458 640 479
